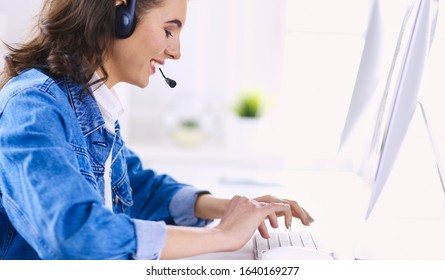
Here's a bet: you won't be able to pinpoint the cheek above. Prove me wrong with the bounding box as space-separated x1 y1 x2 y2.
135 24 166 55
109 41 138 67
139 34 165 58
112 40 149 74
107 28 166 86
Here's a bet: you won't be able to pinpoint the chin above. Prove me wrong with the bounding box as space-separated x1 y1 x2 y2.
131 76 150 88
137 80 150 88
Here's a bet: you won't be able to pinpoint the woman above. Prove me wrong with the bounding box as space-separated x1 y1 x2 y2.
0 0 313 260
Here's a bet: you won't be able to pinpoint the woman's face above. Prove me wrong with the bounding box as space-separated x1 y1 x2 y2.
104 0 187 88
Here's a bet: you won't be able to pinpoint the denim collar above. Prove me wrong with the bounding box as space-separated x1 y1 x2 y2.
59 76 106 137
90 73 124 133
55 74 125 181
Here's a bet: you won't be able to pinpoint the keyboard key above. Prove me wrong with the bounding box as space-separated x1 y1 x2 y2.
278 232 291 247
255 235 269 250
288 231 304 247
268 234 280 249
253 231 323 260
300 231 317 250
255 249 266 259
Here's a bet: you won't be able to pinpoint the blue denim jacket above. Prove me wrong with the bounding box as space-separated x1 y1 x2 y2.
0 68 211 259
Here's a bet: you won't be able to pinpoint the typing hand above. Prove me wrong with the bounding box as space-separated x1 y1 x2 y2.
216 195 291 250
253 195 315 231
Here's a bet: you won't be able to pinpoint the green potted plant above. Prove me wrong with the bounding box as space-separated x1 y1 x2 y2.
233 88 266 118
227 88 268 154
171 118 205 147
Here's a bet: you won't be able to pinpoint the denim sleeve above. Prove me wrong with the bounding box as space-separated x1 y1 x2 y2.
0 88 140 259
169 187 213 226
132 219 167 260
126 148 213 227
132 189 212 259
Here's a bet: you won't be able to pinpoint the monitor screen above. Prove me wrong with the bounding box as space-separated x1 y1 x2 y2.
366 0 439 218
339 0 439 218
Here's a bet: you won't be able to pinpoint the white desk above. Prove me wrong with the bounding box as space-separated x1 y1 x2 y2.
138 116 445 259
145 160 445 260
145 164 350 258
135 126 445 260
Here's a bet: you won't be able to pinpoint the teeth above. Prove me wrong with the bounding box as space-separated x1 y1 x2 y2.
151 61 161 68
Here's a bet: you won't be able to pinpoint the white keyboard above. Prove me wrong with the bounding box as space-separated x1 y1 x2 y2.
253 231 319 260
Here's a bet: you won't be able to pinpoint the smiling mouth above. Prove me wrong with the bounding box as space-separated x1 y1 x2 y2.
151 60 162 68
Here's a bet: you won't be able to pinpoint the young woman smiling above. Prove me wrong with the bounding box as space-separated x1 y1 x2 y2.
0 0 313 260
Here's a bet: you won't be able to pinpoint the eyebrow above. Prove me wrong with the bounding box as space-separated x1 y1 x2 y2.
166 19 183 28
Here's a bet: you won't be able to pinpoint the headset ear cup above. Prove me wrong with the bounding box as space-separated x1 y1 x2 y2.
115 1 136 39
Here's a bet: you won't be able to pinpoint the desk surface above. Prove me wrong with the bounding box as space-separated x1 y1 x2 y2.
148 160 445 260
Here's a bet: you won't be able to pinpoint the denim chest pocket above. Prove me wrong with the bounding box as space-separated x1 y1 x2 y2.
71 144 99 191
111 151 133 215
71 141 133 215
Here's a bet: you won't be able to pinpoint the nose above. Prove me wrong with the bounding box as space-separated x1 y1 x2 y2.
165 38 181 60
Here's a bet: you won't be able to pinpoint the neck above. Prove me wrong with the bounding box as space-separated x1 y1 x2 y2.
96 67 117 89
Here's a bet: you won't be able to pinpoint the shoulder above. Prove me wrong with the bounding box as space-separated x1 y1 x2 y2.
1 68 62 98
0 69 68 114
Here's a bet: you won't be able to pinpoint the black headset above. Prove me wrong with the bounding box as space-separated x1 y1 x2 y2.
114 0 178 88
115 0 137 39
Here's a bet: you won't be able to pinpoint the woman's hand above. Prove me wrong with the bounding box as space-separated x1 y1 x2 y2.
215 195 291 251
194 193 314 243
161 195 293 259
162 194 314 258
253 195 315 232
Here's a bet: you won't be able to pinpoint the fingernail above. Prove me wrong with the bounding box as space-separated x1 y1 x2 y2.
287 221 292 230
305 218 311 225
309 217 315 223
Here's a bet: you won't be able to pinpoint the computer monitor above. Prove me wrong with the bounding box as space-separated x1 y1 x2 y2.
339 0 415 176
339 0 439 218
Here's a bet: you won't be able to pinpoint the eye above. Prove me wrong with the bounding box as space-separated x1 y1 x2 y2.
165 30 173 38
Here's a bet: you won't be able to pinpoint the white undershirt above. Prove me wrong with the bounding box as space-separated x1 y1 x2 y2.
90 73 124 211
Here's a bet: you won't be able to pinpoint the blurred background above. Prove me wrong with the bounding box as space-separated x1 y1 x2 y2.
1 0 444 173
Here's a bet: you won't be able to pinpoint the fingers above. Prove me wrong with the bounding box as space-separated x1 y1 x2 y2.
285 200 311 226
221 195 311 247
219 196 289 242
261 202 290 228
282 205 293 230
256 202 292 239
254 195 315 227
267 210 279 229
254 195 293 227
304 208 315 223
257 221 269 239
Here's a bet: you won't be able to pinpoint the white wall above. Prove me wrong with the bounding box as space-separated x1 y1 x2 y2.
125 0 373 169
123 0 288 156
0 0 372 168
275 0 372 168
4 0 443 171
0 0 42 69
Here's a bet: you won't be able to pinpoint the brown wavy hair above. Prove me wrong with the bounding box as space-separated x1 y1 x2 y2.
0 0 164 95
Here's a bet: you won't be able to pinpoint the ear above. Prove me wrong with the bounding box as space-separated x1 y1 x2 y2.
115 0 127 6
